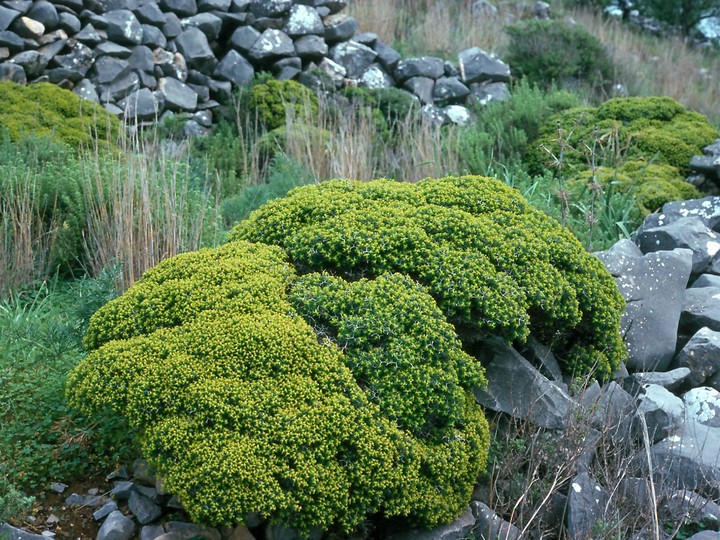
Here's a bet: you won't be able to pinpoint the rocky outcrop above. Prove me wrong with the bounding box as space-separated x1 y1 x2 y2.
0 0 511 133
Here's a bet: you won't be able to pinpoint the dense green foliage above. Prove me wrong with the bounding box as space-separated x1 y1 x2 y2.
230 176 626 379
505 19 615 92
248 79 319 131
69 239 490 532
0 82 119 149
633 0 720 35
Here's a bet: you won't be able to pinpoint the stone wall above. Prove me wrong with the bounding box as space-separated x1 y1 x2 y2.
0 0 511 133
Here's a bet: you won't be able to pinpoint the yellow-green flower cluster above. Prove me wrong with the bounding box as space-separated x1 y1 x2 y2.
231 175 625 379
67 239 490 533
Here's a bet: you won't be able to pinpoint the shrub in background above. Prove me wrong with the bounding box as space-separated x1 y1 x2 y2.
247 78 319 131
505 19 615 94
0 81 119 149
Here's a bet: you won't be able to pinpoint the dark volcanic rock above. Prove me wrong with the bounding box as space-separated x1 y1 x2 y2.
458 46 510 83
213 49 253 86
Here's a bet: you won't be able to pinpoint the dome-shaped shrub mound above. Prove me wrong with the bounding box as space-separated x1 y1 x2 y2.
230 175 625 380
68 240 490 533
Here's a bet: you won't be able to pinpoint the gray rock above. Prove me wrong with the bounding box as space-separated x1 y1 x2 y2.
420 104 447 127
271 56 300 80
635 383 685 443
161 0 198 18
631 368 692 390
65 492 108 507
394 56 444 82
9 50 47 79
566 472 608 540
637 197 720 233
229 25 260 52
682 286 720 335
684 387 720 428
458 46 510 83
27 1 58 31
93 501 119 521
120 87 163 120
686 533 720 540
157 76 198 111
294 34 327 59
0 524 47 540
163 522 221 540
214 49 254 86
636 216 720 274
181 12 223 42
0 30 24 53
471 502 521 540
523 336 565 384
385 506 476 540
473 338 575 430
110 480 136 500
284 4 323 36
359 64 392 89
665 490 720 526
11 15 44 39
467 81 510 106
582 381 636 443
135 3 167 25
54 41 95 78
97 510 136 540
442 105 472 125
128 46 154 73
74 78 99 102
96 42 132 58
141 525 165 540
330 40 376 79
373 39 401 71
128 490 162 525
596 246 692 371
690 154 720 183
353 31 377 45
91 55 131 85
673 327 720 386
403 76 434 105
57 12 81 34
247 28 294 61
175 26 216 71
249 0 291 17
0 5 21 32
105 10 143 45
162 12 183 38
75 23 105 45
692 274 720 288
432 76 470 105
323 13 358 43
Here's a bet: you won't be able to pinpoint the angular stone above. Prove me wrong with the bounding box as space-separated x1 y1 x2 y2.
458 46 510 83
596 245 692 371
403 76 434 105
385 506 476 540
27 1 58 31
582 381 636 443
247 28 294 61
128 490 162 525
330 40 376 79
79 10 108 30
684 386 720 428
160 0 198 18
0 6 21 32
635 383 684 443
284 4 323 36
433 76 470 105
162 12 183 38
93 501 119 521
135 2 166 25
65 493 108 507
9 49 47 78
473 338 575 429
0 62 25 83
99 71 140 102
682 286 720 336
120 87 163 121
373 39 401 71
0 30 23 53
97 511 136 540
213 49 253 86
229 25 260 52
104 10 144 45
249 0 291 17
57 12 81 34
359 64 392 89
53 41 95 79
566 473 609 540
395 56 444 82
75 24 105 45
471 502 521 540
353 31 377 46
140 24 166 48
198 0 232 11
175 26 216 71
636 216 720 274
420 103 447 127
163 522 221 540
73 78 99 102
0 524 48 540
91 55 130 85
672 327 720 386
323 13 357 43
690 154 720 182
11 16 44 39
638 196 720 234
666 490 720 526
468 81 510 106
442 105 472 125
181 12 222 42
293 34 327 59
157 76 198 111
631 368 692 391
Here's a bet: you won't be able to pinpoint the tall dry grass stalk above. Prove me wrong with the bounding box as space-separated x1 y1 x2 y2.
81 131 219 290
572 7 720 125
0 174 58 295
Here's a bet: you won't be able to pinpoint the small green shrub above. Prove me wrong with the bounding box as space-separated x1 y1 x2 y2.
248 79 319 131
0 81 120 149
69 240 490 533
505 19 615 92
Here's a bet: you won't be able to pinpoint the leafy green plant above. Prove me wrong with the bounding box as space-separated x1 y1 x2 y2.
0 476 34 524
505 19 615 94
248 78 319 131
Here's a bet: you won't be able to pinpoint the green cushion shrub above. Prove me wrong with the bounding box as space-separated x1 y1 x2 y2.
69 239 490 533
248 79 318 131
505 19 614 92
0 81 120 149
